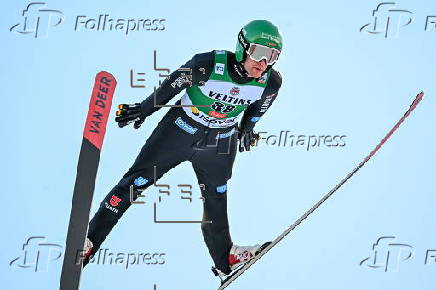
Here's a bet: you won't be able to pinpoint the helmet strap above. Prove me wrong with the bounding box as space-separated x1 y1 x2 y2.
238 29 250 65
238 30 250 51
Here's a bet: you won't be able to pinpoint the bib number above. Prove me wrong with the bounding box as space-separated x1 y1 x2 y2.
211 101 235 113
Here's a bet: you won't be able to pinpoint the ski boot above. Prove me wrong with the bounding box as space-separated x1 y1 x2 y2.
82 237 94 267
211 242 271 279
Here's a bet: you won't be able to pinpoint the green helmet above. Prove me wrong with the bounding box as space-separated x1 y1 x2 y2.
235 20 283 63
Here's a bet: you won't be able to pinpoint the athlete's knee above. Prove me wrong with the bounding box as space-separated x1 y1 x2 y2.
199 182 228 200
215 184 228 195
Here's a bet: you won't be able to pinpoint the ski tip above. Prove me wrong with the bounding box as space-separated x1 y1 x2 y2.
407 91 425 112
96 71 118 85
97 70 115 77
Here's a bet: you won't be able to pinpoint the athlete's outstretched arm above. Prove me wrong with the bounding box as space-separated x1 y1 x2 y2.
115 51 214 128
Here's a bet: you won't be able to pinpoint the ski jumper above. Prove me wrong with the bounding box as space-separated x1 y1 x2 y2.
87 50 282 274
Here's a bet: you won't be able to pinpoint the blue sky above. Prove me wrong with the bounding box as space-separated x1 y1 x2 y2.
2 0 436 290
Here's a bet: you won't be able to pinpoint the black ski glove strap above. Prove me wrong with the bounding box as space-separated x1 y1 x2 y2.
238 128 260 152
115 103 146 129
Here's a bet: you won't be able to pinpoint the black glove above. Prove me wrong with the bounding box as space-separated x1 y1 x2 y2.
115 103 146 129
238 128 260 152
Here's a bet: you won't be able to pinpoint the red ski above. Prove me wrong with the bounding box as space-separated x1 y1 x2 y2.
60 71 117 290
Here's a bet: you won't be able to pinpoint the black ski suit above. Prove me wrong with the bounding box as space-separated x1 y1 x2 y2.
87 50 282 274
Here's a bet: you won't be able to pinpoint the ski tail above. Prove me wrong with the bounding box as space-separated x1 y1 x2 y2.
60 71 116 290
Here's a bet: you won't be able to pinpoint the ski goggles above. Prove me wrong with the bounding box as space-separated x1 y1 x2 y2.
246 43 280 65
